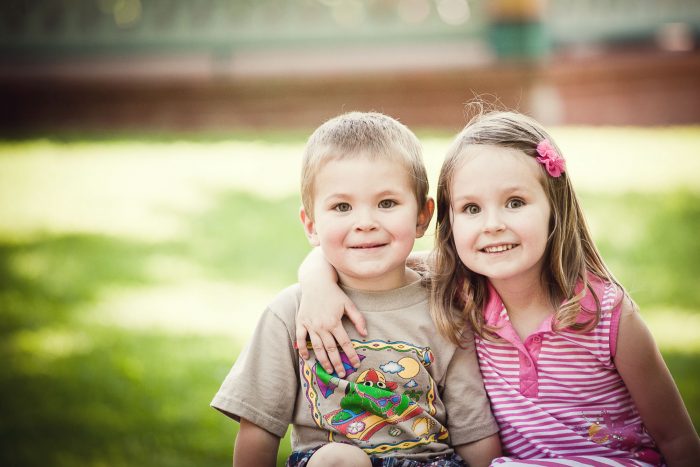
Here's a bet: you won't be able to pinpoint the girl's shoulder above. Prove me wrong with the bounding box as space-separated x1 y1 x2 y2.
579 272 625 316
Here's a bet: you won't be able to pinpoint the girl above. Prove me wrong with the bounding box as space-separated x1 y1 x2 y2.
295 110 700 465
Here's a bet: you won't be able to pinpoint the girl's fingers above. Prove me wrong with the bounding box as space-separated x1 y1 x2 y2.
295 324 310 360
344 301 367 337
308 330 335 375
332 325 360 369
319 331 346 377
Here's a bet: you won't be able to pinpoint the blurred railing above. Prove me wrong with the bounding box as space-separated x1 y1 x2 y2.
1 0 698 59
548 0 700 46
0 0 486 58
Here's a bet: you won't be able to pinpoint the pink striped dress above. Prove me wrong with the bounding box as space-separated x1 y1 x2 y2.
476 276 663 466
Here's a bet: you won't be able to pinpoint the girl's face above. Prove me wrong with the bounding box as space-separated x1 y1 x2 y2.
449 145 551 289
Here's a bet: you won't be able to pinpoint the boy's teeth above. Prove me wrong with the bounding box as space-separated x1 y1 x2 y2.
484 244 515 253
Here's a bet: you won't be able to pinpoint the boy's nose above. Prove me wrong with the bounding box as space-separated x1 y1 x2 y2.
354 209 378 231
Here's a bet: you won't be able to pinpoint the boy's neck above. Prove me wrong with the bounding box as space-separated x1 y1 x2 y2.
338 267 420 292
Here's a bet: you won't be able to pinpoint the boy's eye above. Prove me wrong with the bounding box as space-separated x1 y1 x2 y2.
506 198 525 209
463 204 480 214
378 199 396 209
333 203 351 212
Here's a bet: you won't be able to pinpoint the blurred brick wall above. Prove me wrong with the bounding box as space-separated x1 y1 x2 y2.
1 49 698 134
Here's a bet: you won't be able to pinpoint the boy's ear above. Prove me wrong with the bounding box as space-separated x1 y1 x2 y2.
416 197 435 239
299 206 320 246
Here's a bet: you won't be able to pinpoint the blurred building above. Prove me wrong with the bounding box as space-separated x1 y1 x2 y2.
1 0 699 133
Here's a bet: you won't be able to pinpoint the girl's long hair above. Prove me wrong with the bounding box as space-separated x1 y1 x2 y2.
430 109 621 343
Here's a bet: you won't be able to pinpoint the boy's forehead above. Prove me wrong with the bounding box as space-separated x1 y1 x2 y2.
313 155 414 193
316 151 409 175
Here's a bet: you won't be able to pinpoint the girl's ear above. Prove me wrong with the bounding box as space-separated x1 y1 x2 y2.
416 198 435 238
299 206 320 246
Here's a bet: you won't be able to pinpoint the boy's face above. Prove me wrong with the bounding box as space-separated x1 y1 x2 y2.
301 155 432 291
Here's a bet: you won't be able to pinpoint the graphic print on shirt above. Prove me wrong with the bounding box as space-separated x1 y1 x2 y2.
299 339 446 454
579 410 662 463
584 410 640 449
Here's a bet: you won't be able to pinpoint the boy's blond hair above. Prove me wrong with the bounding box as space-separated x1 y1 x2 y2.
301 112 428 218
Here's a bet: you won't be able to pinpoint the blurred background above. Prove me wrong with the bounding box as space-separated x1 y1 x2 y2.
0 1 698 466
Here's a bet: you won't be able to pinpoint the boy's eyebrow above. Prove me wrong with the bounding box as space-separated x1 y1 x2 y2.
322 188 407 202
321 192 350 202
375 189 405 197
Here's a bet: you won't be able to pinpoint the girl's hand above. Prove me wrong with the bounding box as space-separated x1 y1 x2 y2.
295 248 366 377
295 284 366 377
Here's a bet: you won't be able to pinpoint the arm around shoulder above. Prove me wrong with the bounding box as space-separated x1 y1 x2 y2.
614 297 700 466
295 247 366 374
233 418 280 467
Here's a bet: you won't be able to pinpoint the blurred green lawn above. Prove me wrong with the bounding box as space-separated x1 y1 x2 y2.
0 128 698 466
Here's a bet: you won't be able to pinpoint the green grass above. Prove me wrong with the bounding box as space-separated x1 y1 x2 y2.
0 128 698 466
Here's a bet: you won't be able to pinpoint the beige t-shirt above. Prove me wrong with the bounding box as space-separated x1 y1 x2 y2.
211 278 497 460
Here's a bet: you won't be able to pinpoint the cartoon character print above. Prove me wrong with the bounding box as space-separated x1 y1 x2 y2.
356 368 398 391
301 339 445 453
323 369 423 441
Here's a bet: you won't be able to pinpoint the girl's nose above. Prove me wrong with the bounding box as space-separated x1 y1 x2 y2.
483 210 506 233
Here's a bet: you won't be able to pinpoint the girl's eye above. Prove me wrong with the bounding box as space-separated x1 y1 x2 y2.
463 204 480 215
378 199 396 209
506 198 525 209
334 202 351 212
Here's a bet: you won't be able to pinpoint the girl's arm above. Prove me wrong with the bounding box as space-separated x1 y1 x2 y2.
454 434 502 467
614 297 700 466
233 418 280 467
295 247 367 376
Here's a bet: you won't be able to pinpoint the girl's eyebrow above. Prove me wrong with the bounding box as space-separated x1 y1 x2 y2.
502 186 529 195
451 186 530 203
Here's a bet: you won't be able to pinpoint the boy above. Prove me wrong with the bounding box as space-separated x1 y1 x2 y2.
211 112 500 466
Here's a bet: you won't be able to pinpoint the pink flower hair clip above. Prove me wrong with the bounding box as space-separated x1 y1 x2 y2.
536 139 566 178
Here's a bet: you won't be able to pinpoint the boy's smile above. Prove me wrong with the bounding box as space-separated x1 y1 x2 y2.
301 155 431 292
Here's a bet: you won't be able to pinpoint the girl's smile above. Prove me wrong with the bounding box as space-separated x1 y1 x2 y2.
449 145 551 289
480 243 518 254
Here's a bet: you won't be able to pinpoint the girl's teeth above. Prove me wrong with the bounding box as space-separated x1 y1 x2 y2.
484 244 514 253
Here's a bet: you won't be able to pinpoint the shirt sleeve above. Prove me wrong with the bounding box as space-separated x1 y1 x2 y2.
441 331 499 446
210 305 299 438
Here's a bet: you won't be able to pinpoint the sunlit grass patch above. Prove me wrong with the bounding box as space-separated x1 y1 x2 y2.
88 281 277 339
0 140 305 240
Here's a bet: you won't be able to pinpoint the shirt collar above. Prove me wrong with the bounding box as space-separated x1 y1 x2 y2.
483 273 612 329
